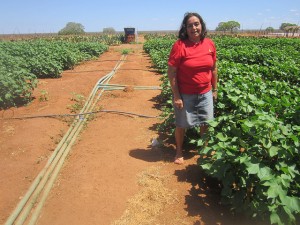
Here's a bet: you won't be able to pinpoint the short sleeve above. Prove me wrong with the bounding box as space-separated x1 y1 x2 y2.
168 40 182 67
210 39 217 63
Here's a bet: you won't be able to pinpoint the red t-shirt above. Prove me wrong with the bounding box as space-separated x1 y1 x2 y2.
168 38 217 94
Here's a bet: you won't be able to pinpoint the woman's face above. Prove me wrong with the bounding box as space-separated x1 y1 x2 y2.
186 16 202 42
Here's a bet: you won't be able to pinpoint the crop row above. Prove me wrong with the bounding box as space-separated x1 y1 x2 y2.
0 39 108 108
42 34 124 46
144 36 300 225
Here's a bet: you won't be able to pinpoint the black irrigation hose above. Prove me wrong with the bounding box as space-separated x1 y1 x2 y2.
3 109 161 120
63 68 152 73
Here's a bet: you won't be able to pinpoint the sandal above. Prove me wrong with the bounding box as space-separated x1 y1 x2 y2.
174 157 184 165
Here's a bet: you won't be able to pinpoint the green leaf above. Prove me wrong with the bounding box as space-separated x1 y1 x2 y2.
268 182 287 201
217 102 225 109
216 133 228 142
189 139 196 144
285 196 300 212
287 164 300 178
209 120 219 127
243 120 254 128
229 95 239 102
246 163 259 175
269 146 279 157
282 205 295 222
270 212 283 225
280 166 289 174
280 125 290 136
267 184 280 198
262 138 272 149
280 174 292 187
248 93 257 101
200 163 212 170
290 135 299 147
269 90 277 95
238 155 249 164
200 146 213 155
281 140 290 150
246 105 253 112
197 139 205 147
258 166 273 180
217 142 227 148
166 99 172 105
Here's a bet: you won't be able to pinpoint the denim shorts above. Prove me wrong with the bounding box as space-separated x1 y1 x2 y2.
174 91 214 128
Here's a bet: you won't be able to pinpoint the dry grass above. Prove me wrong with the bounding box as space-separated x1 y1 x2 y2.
112 166 178 225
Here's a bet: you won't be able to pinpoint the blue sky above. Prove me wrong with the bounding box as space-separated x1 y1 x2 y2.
0 0 299 34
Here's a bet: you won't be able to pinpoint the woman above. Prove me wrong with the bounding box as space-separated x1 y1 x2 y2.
167 12 218 164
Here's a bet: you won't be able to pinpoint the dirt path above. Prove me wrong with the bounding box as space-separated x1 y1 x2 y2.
0 38 264 225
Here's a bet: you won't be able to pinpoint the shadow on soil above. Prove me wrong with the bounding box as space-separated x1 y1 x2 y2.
174 164 270 225
129 147 162 163
129 128 269 225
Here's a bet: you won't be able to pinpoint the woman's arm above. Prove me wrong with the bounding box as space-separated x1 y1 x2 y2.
167 65 183 109
211 62 218 100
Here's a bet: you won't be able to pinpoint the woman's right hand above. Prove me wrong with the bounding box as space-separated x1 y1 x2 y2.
174 97 184 109
167 65 183 109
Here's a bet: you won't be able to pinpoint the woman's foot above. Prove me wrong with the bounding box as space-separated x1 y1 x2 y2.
174 156 184 164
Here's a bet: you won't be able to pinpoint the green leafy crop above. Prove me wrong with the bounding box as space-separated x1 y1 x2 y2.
0 37 109 108
144 35 300 225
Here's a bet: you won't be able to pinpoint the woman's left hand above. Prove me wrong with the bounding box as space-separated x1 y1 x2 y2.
213 91 218 101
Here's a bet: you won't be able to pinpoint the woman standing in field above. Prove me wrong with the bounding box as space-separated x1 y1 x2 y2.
168 12 218 164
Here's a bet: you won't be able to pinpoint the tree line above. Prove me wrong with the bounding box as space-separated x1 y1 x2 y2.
58 21 299 36
216 21 299 35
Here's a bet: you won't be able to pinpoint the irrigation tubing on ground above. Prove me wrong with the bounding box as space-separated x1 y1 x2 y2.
97 83 162 90
3 84 162 120
4 109 161 120
5 54 160 225
5 66 107 225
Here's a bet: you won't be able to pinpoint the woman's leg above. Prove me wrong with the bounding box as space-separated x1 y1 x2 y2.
200 124 208 137
175 127 185 164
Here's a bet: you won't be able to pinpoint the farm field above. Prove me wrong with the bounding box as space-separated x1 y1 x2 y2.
0 36 264 225
1 34 299 225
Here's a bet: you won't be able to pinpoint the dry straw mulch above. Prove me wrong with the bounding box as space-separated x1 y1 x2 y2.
112 166 179 225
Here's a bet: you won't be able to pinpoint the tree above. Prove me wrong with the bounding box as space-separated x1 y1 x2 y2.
215 22 227 32
215 21 240 33
280 23 296 31
102 27 116 34
290 26 300 36
58 22 85 35
227 21 240 33
265 27 274 33
280 23 298 37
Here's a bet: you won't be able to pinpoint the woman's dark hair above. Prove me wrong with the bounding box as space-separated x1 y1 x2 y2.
178 12 207 41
